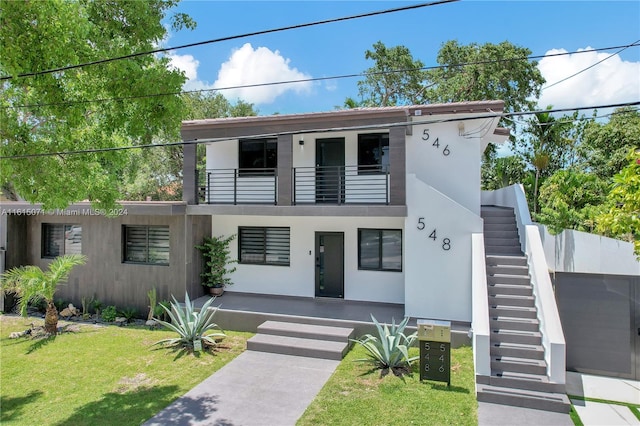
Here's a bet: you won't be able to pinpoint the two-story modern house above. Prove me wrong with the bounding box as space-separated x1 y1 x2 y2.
181 101 509 323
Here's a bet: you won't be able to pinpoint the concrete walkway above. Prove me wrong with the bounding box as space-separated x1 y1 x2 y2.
143 350 339 426
479 372 640 426
566 372 640 426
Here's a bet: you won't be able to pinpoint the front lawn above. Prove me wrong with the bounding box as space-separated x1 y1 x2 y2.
298 344 477 426
0 315 251 426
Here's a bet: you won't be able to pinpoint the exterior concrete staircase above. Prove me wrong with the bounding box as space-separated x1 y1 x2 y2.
477 206 570 413
246 320 354 360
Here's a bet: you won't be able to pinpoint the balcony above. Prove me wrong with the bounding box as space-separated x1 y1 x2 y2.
197 165 390 206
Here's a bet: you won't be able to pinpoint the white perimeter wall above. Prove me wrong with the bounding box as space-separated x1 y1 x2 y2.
537 225 640 276
211 215 405 304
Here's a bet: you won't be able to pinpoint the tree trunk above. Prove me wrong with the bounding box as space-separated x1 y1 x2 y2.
44 300 59 335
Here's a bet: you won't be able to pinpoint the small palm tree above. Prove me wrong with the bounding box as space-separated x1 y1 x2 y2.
1 254 86 335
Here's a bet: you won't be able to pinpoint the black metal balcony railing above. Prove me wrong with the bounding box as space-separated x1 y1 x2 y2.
197 165 389 205
293 165 389 205
198 168 277 205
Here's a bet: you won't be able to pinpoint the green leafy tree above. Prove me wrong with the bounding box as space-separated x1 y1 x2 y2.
578 107 640 179
516 107 576 213
0 0 195 210
348 41 428 107
1 254 87 335
119 92 257 201
536 169 609 234
481 155 529 190
425 40 545 122
597 150 640 258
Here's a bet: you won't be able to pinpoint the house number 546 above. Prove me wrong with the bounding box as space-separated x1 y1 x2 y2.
417 217 451 251
421 129 450 156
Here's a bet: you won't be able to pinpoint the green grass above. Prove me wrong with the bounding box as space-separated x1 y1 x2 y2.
0 314 251 426
298 344 477 426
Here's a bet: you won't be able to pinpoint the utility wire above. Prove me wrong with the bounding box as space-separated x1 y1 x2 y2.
542 39 640 90
5 42 639 110
2 101 638 160
0 0 458 81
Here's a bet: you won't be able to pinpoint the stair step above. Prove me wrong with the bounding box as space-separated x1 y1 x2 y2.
490 305 538 319
485 237 521 246
488 274 531 286
489 294 535 307
481 207 516 217
489 283 533 297
486 255 528 267
483 216 517 224
486 264 529 276
491 341 544 359
490 316 539 332
491 329 542 345
481 371 566 393
484 230 519 239
491 356 547 375
485 246 523 255
256 321 354 342
484 222 518 231
476 384 571 413
247 334 349 360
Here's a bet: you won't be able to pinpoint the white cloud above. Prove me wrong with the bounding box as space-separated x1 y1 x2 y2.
167 52 216 92
213 43 313 104
537 47 640 110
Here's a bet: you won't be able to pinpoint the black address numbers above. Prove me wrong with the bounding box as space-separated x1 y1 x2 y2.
421 129 450 156
417 217 451 251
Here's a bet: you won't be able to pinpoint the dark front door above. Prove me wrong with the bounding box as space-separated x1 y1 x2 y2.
315 232 344 298
316 138 345 203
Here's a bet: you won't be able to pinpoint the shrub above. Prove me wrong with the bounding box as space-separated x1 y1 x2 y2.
101 305 117 322
118 307 138 323
90 299 103 316
152 292 225 352
351 315 418 376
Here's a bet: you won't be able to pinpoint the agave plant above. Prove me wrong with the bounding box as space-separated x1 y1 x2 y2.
351 315 418 374
152 292 225 351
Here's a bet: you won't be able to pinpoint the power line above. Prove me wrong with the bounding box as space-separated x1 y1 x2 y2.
542 39 640 90
6 42 639 111
2 101 638 160
0 0 459 82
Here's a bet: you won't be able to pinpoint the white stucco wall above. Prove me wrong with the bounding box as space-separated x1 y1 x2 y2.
210 215 405 304
537 225 640 276
404 175 483 322
407 117 494 216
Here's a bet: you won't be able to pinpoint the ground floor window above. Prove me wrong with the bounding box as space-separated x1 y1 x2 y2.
123 225 170 265
42 224 82 258
358 229 402 271
239 227 290 266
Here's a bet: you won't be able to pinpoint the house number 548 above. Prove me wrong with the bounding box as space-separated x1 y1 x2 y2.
417 217 451 251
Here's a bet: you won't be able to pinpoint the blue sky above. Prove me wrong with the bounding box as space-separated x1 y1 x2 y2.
163 0 640 115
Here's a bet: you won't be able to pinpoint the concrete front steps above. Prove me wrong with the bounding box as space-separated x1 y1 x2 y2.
246 320 354 360
479 206 570 413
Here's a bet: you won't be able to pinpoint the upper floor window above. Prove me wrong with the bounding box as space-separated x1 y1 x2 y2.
358 228 402 272
42 224 82 258
123 225 170 265
239 226 290 266
358 133 389 174
239 138 277 176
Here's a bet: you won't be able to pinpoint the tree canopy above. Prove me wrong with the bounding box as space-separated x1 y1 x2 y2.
0 0 195 210
120 92 258 201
